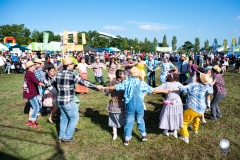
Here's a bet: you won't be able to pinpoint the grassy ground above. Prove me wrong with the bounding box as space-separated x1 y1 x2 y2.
0 68 239 160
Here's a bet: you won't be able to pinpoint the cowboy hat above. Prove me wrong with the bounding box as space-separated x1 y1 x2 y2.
95 56 100 59
63 57 74 65
130 67 140 77
200 73 212 85
127 55 132 59
33 58 42 63
25 61 35 69
181 54 186 58
212 65 221 73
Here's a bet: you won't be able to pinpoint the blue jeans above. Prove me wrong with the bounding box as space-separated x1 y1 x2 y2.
147 71 156 87
29 96 40 121
211 94 226 120
5 65 11 73
95 76 104 85
124 102 146 141
58 100 79 139
179 74 187 84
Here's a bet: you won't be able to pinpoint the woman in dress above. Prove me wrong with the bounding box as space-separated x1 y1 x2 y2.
75 57 91 94
106 55 119 82
105 70 126 140
135 56 151 81
155 69 183 138
159 57 176 83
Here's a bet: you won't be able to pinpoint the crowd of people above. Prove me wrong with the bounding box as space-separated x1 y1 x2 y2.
0 50 231 145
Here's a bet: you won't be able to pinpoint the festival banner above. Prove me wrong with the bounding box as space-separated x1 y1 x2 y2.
232 38 236 45
63 30 68 45
82 32 86 44
73 32 78 44
67 44 75 51
75 45 83 51
43 32 49 44
223 39 228 52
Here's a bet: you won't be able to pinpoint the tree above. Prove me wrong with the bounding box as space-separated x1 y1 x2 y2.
172 36 177 51
0 24 31 45
194 37 200 52
162 35 169 47
181 41 194 52
152 37 158 52
204 39 209 50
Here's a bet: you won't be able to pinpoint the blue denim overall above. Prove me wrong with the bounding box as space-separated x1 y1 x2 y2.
124 82 146 141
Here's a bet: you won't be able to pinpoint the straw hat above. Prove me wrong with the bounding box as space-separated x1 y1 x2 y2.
33 58 42 63
130 67 140 77
149 54 154 57
95 56 100 60
213 65 221 73
181 54 186 58
200 73 212 85
25 61 35 69
63 57 74 65
126 55 131 59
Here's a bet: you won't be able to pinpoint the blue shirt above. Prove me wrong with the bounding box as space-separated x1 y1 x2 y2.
115 77 153 104
179 83 211 114
145 60 160 70
178 60 188 72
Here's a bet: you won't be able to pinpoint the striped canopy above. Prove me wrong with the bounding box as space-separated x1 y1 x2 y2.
45 43 61 51
27 42 43 51
0 43 9 51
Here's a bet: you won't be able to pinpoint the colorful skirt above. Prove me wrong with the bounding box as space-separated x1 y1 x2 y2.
75 73 88 93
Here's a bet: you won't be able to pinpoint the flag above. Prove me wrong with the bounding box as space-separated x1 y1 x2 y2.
43 32 49 44
223 39 228 52
73 32 78 44
63 30 68 45
82 33 86 44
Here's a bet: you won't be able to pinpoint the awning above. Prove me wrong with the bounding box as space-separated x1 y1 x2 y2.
156 47 172 52
45 43 61 51
0 43 9 51
27 42 43 51
109 47 121 52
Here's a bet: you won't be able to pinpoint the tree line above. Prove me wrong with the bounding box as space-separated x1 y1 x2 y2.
0 24 222 53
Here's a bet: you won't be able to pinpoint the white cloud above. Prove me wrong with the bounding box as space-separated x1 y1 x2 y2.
233 29 238 33
125 21 182 31
139 25 160 31
235 15 240 20
103 25 125 31
197 29 204 32
134 35 138 37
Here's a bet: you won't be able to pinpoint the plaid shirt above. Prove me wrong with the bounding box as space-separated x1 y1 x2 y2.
179 83 211 114
213 73 227 95
23 71 41 100
90 62 104 77
34 68 43 82
48 69 98 105
115 77 153 104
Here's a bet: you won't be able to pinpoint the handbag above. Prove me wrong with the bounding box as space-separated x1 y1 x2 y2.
43 89 55 107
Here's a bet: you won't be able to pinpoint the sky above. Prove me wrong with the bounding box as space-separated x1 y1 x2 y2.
1 0 240 48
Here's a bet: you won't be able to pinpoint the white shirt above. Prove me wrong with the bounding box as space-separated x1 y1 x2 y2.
0 56 6 66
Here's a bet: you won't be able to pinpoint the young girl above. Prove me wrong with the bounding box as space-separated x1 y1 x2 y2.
106 56 119 82
135 56 151 81
170 69 212 143
104 70 125 140
23 61 45 127
43 63 58 124
155 69 183 138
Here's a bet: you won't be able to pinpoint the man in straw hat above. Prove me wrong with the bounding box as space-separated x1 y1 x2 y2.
104 67 169 145
178 54 189 84
23 61 45 127
169 68 212 143
89 56 106 85
145 54 160 87
46 57 104 142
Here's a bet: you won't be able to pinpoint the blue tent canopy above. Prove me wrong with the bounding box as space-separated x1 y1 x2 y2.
104 48 114 53
94 48 105 52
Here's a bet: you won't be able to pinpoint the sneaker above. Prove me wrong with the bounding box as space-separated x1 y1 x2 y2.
194 130 198 134
113 134 117 140
124 140 129 146
205 107 211 112
169 132 178 138
62 138 75 142
179 136 189 143
163 130 169 136
74 128 81 132
30 121 40 127
26 120 31 125
142 136 148 141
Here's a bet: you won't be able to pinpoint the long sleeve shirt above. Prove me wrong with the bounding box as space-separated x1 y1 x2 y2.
47 69 98 105
23 71 41 100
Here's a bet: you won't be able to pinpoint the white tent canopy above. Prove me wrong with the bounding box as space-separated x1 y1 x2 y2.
156 47 172 52
217 46 229 52
0 43 9 51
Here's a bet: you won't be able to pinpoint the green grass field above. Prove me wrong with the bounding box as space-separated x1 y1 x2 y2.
0 68 239 160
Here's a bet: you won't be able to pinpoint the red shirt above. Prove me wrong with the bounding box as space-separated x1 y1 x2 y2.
23 71 41 100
